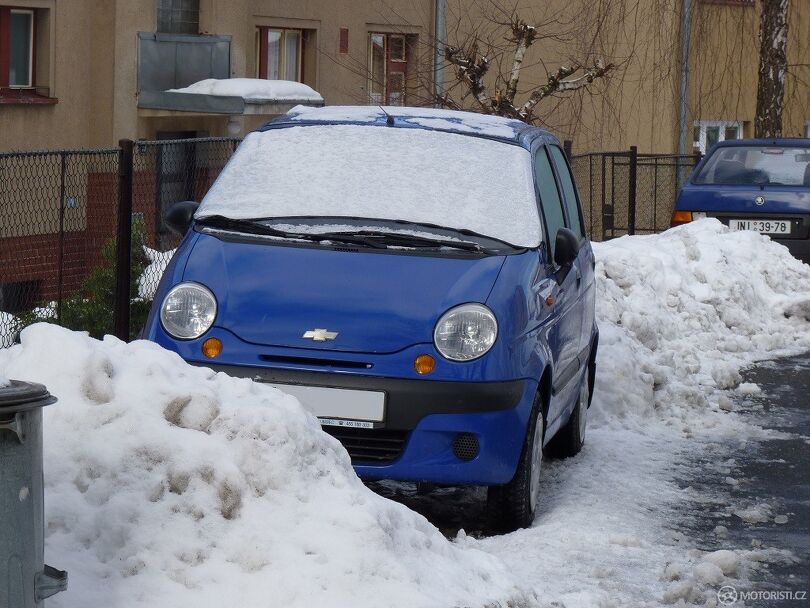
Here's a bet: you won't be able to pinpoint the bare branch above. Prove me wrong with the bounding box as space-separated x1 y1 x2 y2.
520 60 614 120
504 19 537 103
444 44 493 111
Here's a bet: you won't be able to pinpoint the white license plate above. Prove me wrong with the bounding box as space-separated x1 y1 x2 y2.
728 219 791 235
268 383 385 425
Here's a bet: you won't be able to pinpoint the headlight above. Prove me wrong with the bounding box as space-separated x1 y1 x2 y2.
433 303 498 361
160 282 217 340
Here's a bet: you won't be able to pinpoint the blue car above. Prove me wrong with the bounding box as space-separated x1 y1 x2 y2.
673 139 810 264
144 106 597 530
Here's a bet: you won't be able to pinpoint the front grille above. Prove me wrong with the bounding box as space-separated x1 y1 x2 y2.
323 426 410 464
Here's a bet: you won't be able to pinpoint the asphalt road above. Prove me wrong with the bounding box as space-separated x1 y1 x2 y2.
680 354 810 607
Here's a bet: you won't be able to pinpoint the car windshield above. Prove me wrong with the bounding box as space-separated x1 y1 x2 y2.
694 144 810 186
195 124 542 248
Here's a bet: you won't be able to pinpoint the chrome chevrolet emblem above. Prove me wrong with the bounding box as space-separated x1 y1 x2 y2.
302 328 339 341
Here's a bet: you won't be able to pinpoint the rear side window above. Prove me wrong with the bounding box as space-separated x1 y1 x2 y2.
548 146 584 239
534 147 566 262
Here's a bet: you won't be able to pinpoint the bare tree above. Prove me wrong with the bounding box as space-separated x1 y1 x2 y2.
439 14 615 123
755 0 789 137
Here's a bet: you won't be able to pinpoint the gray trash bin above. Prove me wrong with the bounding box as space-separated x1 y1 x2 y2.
1 380 68 607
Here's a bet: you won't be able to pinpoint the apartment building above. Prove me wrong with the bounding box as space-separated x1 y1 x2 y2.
0 0 436 151
0 0 808 153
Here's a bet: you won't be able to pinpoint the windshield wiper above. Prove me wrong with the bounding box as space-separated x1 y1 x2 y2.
323 230 491 253
196 216 387 249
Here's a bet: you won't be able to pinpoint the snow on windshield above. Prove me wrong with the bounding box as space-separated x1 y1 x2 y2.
196 125 541 247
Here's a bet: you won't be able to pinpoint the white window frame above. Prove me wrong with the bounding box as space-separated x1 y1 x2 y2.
693 120 741 154
9 9 35 89
368 32 386 105
260 27 303 82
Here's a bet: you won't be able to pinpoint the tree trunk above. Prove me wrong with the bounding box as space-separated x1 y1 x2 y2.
755 0 789 138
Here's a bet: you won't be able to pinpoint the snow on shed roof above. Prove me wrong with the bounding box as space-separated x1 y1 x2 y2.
277 105 540 141
167 79 324 103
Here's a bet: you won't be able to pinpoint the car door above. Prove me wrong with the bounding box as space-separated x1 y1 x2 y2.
532 144 582 429
548 144 594 359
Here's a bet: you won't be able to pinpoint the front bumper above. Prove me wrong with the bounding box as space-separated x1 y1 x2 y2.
200 362 535 486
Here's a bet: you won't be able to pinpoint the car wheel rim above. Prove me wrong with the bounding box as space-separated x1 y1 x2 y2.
529 412 543 511
578 379 589 443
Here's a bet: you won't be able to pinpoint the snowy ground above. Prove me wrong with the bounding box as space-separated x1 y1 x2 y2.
1 219 809 607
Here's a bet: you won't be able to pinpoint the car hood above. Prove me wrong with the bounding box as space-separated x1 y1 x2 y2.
182 231 507 353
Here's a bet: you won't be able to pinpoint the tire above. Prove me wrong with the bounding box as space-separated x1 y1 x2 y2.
487 394 545 532
544 370 589 459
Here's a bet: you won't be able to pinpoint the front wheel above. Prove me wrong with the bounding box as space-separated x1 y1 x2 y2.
487 396 544 532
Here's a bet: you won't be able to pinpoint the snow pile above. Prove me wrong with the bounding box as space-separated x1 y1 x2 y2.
168 79 323 102
138 246 176 300
472 220 810 606
0 324 528 608
197 125 541 247
591 219 810 431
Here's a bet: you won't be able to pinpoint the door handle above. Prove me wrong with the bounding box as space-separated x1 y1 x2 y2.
576 269 582 285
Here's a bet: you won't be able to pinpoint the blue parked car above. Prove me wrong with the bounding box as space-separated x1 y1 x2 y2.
144 106 597 530
673 139 810 264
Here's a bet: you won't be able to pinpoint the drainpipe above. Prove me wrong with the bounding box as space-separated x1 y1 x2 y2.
678 0 693 154
434 0 445 105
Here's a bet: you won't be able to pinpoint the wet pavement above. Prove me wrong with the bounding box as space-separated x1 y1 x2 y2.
681 354 810 606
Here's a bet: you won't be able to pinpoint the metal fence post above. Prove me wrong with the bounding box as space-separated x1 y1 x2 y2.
113 139 134 341
628 145 638 235
563 139 573 159
56 152 66 323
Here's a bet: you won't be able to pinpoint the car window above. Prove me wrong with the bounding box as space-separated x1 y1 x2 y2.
694 145 810 186
534 147 566 262
548 145 585 239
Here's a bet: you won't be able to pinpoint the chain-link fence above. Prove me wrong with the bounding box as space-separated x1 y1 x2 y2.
0 138 240 348
570 149 700 241
131 138 240 337
2 138 699 348
0 148 120 346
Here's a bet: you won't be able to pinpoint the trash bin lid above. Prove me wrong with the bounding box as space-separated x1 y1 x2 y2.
0 380 57 414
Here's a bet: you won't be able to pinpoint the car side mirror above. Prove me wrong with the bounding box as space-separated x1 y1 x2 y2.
554 228 580 267
165 201 200 236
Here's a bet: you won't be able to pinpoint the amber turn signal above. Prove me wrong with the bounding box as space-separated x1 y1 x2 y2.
670 210 693 227
414 354 436 375
202 337 223 359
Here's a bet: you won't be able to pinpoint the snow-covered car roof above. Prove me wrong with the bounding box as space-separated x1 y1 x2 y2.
273 105 548 143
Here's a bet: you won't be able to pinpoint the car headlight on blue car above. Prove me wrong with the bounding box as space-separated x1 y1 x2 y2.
433 303 498 361
160 282 217 340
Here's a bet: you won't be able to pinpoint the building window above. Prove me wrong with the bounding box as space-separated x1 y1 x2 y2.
258 28 302 81
157 0 199 35
368 33 412 106
0 7 34 88
693 120 741 154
